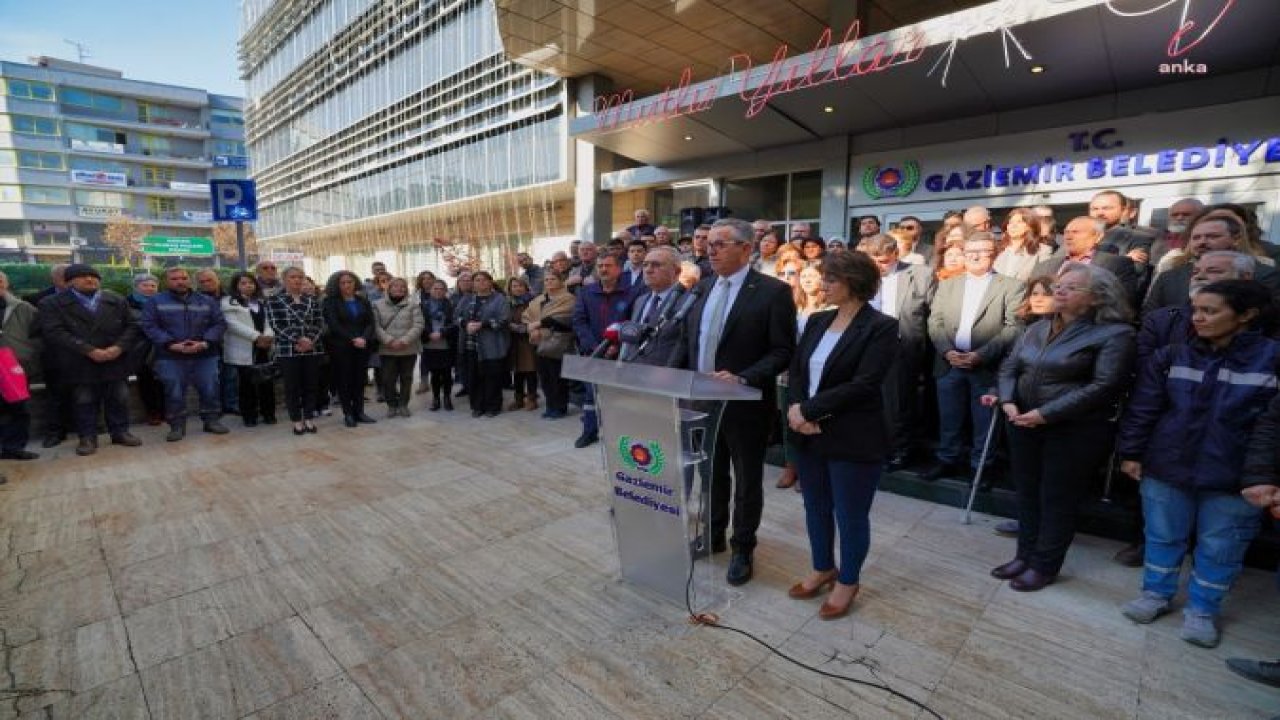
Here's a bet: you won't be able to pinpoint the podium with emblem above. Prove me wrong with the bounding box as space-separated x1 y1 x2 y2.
562 355 760 608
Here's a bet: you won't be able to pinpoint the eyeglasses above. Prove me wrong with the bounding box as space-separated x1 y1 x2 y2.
780 270 799 277
640 261 669 268
898 224 919 231
707 240 744 250
1050 283 1092 294
963 250 994 258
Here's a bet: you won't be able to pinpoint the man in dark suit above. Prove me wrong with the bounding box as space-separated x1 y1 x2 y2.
25 264 74 447
1143 213 1280 313
38 264 143 456
681 218 795 586
1033 217 1140 306
623 247 685 365
924 232 1022 480
1092 190 1157 292
863 234 935 470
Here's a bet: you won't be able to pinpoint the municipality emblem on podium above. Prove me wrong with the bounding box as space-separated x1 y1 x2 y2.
618 436 666 475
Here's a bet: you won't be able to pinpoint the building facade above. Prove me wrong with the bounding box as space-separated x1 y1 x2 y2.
239 0 574 281
0 56 247 264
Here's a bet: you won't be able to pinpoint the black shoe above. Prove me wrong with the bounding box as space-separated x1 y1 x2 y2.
442 396 453 411
110 433 142 447
430 401 441 411
472 410 484 418
1224 657 1280 688
1113 543 1144 568
886 452 910 473
243 418 259 427
376 394 386 404
262 416 278 425
689 534 727 557
355 414 377 424
304 423 318 434
293 424 307 436
41 433 65 449
75 437 97 456
165 426 185 442
573 432 598 449
343 415 357 428
484 410 499 418
456 389 469 397
1 450 39 460
203 420 229 435
726 552 754 586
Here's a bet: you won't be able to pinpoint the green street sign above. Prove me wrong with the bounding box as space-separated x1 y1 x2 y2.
142 235 214 257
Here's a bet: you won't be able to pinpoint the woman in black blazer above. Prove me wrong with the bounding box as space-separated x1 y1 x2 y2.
321 271 378 428
786 251 900 620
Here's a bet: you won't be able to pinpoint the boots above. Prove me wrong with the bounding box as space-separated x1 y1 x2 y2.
507 393 524 412
524 396 538 411
430 388 441 412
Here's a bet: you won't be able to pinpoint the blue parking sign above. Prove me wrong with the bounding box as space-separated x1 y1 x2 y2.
209 180 258 221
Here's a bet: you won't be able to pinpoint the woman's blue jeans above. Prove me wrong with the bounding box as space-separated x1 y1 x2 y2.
796 449 881 585
1141 476 1262 616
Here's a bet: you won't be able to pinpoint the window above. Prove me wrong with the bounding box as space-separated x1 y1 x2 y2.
16 151 64 170
140 135 170 155
23 186 71 204
212 140 246 156
2 79 54 101
0 186 19 203
4 114 58 136
69 156 130 174
147 196 176 215
61 87 124 112
211 110 245 127
76 190 131 208
65 122 125 145
722 170 822 237
142 166 174 185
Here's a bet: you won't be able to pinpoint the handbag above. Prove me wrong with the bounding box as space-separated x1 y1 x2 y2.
0 347 30 403
536 331 574 359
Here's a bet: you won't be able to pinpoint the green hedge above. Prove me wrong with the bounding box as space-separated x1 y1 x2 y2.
1 264 240 299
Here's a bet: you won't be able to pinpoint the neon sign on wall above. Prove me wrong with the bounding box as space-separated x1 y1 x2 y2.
591 20 927 132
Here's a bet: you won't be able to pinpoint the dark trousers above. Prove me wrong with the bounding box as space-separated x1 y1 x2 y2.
135 364 165 419
72 380 130 439
535 356 566 413
882 349 923 456
0 400 31 452
380 355 416 409
796 450 881 585
220 361 239 413
935 366 997 469
513 370 537 400
427 368 451 403
279 355 320 422
235 366 277 423
470 358 505 413
705 411 771 553
329 347 370 418
41 363 73 439
153 356 221 427
1010 418 1114 575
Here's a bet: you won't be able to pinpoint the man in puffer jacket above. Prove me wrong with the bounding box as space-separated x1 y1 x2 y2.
141 267 228 441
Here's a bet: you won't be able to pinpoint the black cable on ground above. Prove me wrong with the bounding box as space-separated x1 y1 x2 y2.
684 555 946 720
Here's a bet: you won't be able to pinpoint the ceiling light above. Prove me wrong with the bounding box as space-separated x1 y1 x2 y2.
683 135 693 141
1030 64 1046 74
823 106 834 113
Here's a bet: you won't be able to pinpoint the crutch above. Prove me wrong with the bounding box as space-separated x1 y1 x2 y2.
962 407 1001 524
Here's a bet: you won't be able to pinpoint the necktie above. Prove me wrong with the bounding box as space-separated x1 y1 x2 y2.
642 294 659 324
699 279 732 373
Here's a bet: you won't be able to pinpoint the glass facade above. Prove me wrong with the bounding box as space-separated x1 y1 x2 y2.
241 0 568 243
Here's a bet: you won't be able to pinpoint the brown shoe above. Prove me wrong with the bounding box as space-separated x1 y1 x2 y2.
775 467 798 489
818 583 859 620
506 398 524 412
991 558 1029 580
75 437 97 456
788 569 837 599
524 397 538 411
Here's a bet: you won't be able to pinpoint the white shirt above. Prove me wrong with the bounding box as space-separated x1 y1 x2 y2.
955 271 994 352
808 330 842 398
873 270 900 318
698 263 751 372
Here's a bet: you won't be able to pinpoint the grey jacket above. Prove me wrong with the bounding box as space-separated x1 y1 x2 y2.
997 317 1135 424
454 292 510 361
927 273 1022 376
373 296 425 356
884 262 934 349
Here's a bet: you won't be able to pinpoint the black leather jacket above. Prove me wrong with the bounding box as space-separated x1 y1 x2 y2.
997 317 1135 424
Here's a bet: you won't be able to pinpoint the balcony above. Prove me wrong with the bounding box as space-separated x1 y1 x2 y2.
138 210 215 226
59 107 211 139
66 140 212 169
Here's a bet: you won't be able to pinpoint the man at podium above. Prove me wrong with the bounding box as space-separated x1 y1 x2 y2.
679 218 795 586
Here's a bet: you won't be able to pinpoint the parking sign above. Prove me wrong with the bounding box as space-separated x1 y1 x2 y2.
209 180 258 221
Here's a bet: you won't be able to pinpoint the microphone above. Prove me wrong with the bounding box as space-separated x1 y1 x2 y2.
668 285 703 327
590 323 622 358
617 321 645 346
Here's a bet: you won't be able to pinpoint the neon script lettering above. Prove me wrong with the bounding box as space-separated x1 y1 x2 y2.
1084 0 1238 58
591 20 927 131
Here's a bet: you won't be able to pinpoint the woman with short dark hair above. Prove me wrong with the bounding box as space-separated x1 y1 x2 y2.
785 250 900 620
265 267 325 434
419 279 456 411
1117 279 1279 647
322 270 377 428
455 271 510 417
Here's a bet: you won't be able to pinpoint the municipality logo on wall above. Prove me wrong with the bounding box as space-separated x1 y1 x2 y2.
862 161 921 199
618 436 666 475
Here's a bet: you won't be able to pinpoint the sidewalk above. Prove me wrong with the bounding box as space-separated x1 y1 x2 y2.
1 409 1276 718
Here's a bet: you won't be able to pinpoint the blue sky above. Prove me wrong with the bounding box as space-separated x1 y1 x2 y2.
0 0 243 96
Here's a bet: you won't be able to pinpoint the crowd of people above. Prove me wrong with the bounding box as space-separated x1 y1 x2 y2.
1 193 1278 689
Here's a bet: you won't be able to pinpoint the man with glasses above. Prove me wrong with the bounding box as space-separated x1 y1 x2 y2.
895 216 931 265
622 247 684 365
925 233 1021 482
681 218 795 586
255 261 282 297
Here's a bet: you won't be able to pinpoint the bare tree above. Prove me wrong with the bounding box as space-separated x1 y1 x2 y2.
101 216 152 268
433 236 483 277
212 222 258 264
